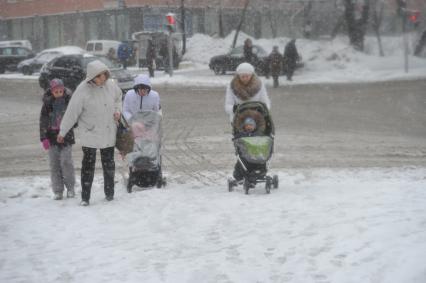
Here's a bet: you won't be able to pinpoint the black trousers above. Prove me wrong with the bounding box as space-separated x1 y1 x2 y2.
81 146 115 201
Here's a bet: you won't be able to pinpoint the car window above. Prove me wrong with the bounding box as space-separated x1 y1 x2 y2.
86 43 94 51
38 52 60 61
15 48 29 56
53 57 82 68
95 43 102 51
230 47 243 56
1 47 13 55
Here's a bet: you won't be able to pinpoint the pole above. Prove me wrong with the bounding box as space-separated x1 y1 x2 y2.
402 10 409 73
181 0 186 55
168 31 173 77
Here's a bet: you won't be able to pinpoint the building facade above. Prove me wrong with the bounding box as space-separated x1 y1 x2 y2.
0 0 424 52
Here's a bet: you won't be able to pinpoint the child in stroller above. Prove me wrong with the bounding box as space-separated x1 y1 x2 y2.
228 101 278 194
126 110 166 192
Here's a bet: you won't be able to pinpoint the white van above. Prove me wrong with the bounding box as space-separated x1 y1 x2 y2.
85 40 121 57
0 40 32 50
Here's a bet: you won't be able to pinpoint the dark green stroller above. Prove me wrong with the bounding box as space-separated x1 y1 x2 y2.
228 101 278 194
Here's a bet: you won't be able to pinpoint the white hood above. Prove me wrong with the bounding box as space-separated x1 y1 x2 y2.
133 74 151 87
85 60 110 82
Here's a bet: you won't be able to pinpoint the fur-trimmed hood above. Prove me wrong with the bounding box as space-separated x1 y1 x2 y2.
230 75 262 101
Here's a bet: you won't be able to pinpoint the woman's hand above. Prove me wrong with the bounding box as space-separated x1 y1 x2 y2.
57 135 64 144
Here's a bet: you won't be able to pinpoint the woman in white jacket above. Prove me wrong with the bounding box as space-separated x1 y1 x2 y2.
122 74 161 122
225 62 271 183
57 60 122 206
224 62 270 122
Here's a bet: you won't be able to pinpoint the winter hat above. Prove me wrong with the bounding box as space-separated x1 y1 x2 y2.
133 74 151 92
243 117 256 128
236 62 255 75
49 78 64 90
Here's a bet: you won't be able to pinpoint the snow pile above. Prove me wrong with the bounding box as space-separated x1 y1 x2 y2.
1 168 426 282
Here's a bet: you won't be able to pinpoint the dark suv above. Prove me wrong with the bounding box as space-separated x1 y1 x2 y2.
39 53 134 92
0 46 34 73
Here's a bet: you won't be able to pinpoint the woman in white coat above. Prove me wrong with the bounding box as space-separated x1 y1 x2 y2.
224 62 271 182
224 62 270 122
122 74 161 122
57 60 122 206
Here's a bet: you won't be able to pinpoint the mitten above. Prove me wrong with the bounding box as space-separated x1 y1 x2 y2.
42 139 50 150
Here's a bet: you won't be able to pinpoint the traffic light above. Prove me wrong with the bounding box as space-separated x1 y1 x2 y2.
408 10 420 24
166 13 176 32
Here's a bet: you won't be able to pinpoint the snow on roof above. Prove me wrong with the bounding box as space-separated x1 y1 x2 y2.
42 46 85 55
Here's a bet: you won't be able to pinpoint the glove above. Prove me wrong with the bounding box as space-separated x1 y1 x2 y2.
42 139 50 150
233 104 238 113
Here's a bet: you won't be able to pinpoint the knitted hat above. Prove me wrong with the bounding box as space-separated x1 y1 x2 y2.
236 62 255 75
243 117 256 128
50 78 64 90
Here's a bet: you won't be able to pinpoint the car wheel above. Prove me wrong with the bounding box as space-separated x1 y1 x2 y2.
22 66 32 75
212 65 222 75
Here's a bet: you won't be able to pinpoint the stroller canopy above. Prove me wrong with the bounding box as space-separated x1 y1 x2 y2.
232 101 275 137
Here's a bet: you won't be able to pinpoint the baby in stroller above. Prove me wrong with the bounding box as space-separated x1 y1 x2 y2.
126 110 166 192
228 101 278 194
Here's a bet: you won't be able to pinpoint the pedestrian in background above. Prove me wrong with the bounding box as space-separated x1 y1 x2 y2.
39 78 76 200
243 38 255 64
146 39 156 77
268 46 283 88
57 60 122 206
283 39 300 81
117 41 131 69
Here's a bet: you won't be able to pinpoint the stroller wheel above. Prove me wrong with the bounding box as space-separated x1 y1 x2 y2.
273 175 279 189
243 179 250 195
265 177 272 194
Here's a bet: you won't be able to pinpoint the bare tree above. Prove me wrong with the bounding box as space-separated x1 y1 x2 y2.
218 0 224 38
371 0 384 56
232 0 250 48
344 0 370 51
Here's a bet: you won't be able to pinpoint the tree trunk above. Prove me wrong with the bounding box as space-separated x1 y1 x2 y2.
371 0 384 56
344 0 370 51
218 0 224 38
232 0 250 49
414 29 426 56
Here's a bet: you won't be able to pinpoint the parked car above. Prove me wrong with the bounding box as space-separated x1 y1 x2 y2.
17 46 84 75
86 40 121 57
0 40 32 50
209 45 269 76
0 46 34 74
38 53 134 93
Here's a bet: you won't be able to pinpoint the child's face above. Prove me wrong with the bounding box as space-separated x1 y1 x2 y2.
243 124 255 132
52 88 64 98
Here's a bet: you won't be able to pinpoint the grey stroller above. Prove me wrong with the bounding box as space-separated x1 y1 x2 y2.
126 110 166 192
